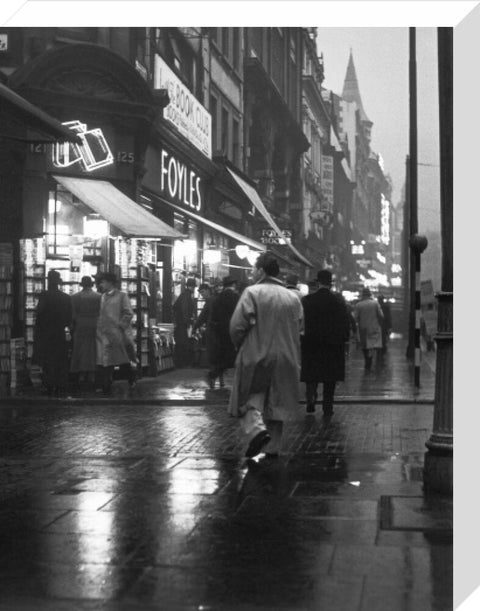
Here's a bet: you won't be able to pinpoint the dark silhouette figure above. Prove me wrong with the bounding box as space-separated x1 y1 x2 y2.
207 276 239 388
301 269 350 417
172 277 196 367
32 270 72 395
377 294 392 355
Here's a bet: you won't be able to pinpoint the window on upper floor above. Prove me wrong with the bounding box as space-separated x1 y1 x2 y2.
210 94 218 152
156 28 198 95
222 28 230 57
233 117 241 167
221 106 229 156
233 28 240 71
250 28 263 62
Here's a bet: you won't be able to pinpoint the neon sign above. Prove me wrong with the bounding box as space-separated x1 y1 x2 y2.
53 121 114 172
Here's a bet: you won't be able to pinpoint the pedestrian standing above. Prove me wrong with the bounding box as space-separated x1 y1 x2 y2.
32 270 72 396
172 277 196 367
355 287 384 371
300 269 350 417
229 253 303 458
70 275 101 389
207 275 240 389
96 272 136 395
192 283 214 368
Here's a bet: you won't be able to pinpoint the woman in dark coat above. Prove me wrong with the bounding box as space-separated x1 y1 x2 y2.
207 276 240 388
300 269 350 417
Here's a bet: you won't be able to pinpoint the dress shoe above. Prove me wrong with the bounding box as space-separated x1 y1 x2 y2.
306 402 316 414
245 430 271 458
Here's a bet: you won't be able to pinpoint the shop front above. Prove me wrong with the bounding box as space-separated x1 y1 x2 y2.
142 135 266 324
7 43 184 383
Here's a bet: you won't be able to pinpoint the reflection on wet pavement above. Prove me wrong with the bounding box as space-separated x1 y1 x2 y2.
0 396 451 611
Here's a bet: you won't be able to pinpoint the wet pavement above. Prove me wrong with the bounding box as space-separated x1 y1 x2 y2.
0 342 451 611
6 335 436 405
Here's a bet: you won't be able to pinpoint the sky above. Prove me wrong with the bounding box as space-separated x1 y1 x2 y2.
316 27 441 233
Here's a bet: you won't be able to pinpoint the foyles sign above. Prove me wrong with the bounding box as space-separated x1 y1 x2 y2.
154 55 212 159
160 148 203 212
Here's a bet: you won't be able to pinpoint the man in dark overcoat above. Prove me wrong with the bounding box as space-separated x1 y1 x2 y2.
32 270 72 395
207 275 240 388
300 269 350 417
172 277 196 367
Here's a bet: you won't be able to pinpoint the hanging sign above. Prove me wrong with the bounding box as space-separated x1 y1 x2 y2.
52 121 114 172
154 55 212 158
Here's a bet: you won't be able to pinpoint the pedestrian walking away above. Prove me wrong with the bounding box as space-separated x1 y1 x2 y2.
32 269 72 396
70 275 101 389
285 272 303 300
355 287 384 371
229 252 303 458
378 293 393 355
207 275 240 389
301 269 350 417
96 272 136 395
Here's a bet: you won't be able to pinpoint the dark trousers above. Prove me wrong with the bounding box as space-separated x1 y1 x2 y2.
306 381 336 411
100 363 135 393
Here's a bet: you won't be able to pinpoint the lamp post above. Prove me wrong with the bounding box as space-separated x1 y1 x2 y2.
406 27 418 360
423 27 453 495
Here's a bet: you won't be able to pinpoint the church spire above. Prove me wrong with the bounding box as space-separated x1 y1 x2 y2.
342 49 371 124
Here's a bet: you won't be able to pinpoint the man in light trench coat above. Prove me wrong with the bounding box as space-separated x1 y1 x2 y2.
96 272 137 395
228 252 304 458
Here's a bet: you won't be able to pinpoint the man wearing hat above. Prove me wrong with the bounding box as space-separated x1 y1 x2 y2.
70 276 101 389
206 275 239 388
32 270 72 395
354 287 384 371
300 269 350 417
97 272 136 394
172 277 197 367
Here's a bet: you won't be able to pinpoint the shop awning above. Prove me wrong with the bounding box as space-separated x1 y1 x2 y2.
0 83 80 143
157 198 266 252
53 175 183 239
226 168 313 268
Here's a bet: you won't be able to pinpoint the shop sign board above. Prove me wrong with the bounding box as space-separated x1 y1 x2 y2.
260 228 292 246
381 193 390 245
154 55 212 159
52 121 114 172
321 155 334 209
159 148 204 212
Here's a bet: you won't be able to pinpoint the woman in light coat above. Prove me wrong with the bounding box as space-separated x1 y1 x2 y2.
96 272 136 394
354 287 384 371
229 253 303 458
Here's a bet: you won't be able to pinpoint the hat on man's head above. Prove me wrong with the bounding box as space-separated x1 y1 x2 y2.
222 275 236 287
102 271 118 285
286 273 299 286
186 277 196 288
80 275 93 288
199 283 210 292
316 269 332 286
47 270 62 284
362 287 372 297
